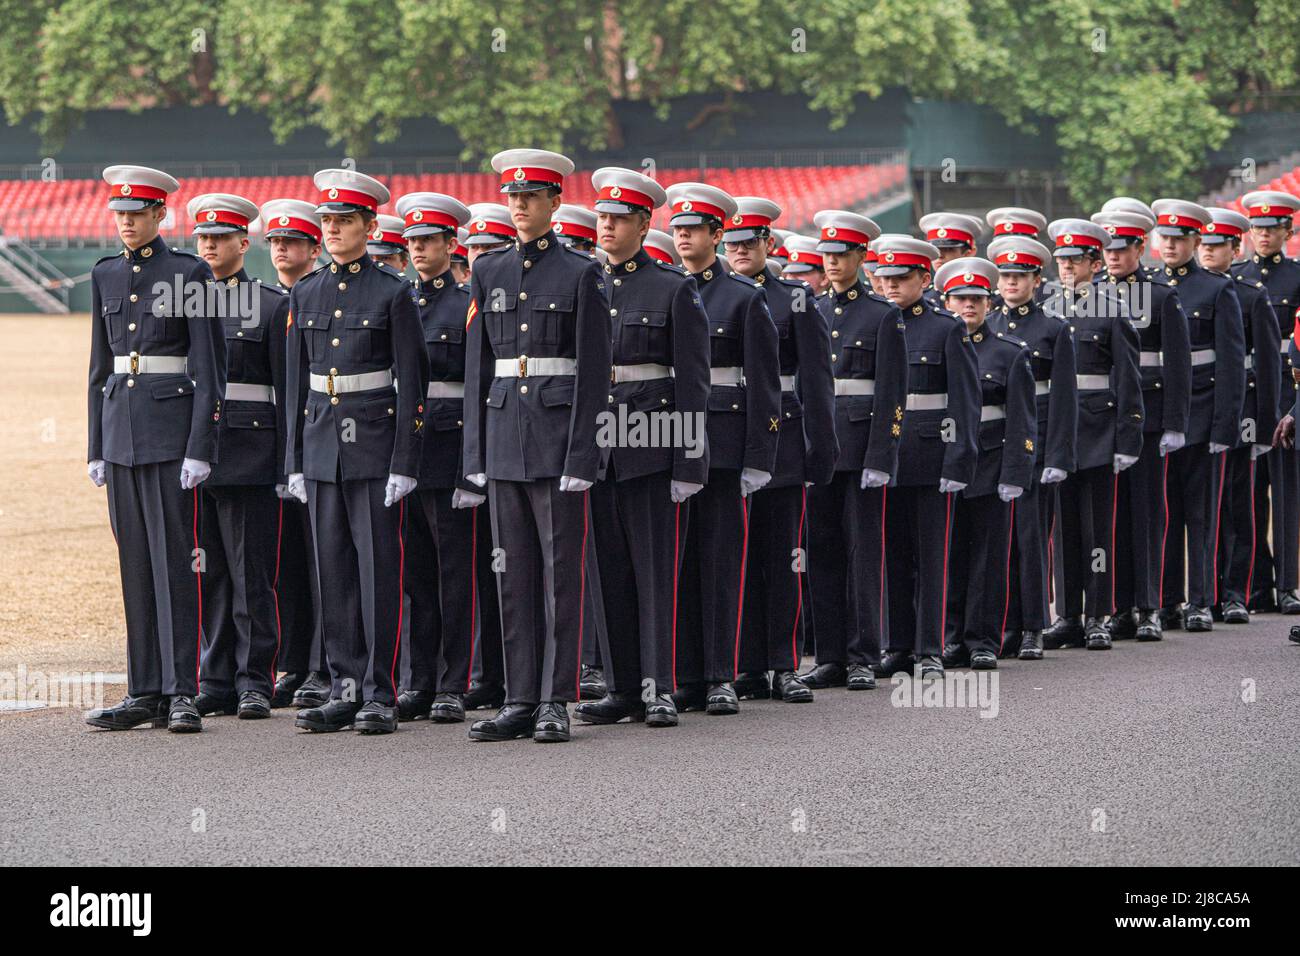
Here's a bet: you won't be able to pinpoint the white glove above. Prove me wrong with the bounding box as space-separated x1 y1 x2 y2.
452 488 486 509
384 473 417 507
179 458 211 490
1209 442 1229 455
559 475 594 493
998 483 1024 502
670 480 704 503
1158 430 1185 456
274 483 293 499
87 459 106 487
1252 443 1271 460
1113 453 1138 473
938 479 967 494
861 467 890 490
466 472 487 488
739 468 771 497
1040 467 1067 484
287 473 307 504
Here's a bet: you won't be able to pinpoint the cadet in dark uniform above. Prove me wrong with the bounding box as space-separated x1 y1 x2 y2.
1151 200 1246 632
935 258 1037 669
1041 219 1143 650
872 235 980 678
449 228 470 286
643 228 680 267
1239 190 1300 614
390 191 484 724
665 181 781 716
573 168 710 729
260 199 331 709
462 149 613 743
367 214 410 274
984 235 1076 659
284 168 430 734
1091 206 1191 643
1200 207 1282 621
85 166 225 733
985 208 1049 308
799 211 906 690
184 193 290 720
917 214 984 310
727 198 837 703
781 234 828 295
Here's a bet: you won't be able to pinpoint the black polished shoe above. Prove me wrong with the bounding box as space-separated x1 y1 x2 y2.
734 671 772 699
1290 624 1300 644
295 698 361 733
1135 609 1163 641
85 694 167 731
970 650 998 670
645 693 679 727
396 689 437 722
271 672 306 708
1084 618 1112 650
1280 590 1300 615
237 690 271 719
468 703 535 741
193 691 238 717
1222 600 1250 624
772 671 814 702
429 692 466 723
1184 605 1213 632
292 671 331 709
799 662 847 689
533 701 570 742
846 663 876 690
873 650 914 677
941 643 971 668
1042 616 1085 649
354 701 398 734
463 681 505 711
998 629 1022 658
579 664 607 701
1018 630 1044 660
1159 605 1184 631
705 682 740 714
573 691 645 724
1107 609 1137 641
917 656 944 679
670 682 707 712
167 696 202 733
1250 588 1277 613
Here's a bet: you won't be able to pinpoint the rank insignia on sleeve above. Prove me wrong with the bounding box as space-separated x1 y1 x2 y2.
891 423 901 437
286 310 293 330
1025 438 1034 453
769 416 779 432
413 418 424 434
894 405 903 421
466 299 478 329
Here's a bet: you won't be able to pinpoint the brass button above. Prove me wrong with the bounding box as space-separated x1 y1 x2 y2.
660 398 668 405
538 238 548 249
129 294 138 302
549 303 557 309
440 333 448 340
642 316 649 324
362 320 369 326
339 282 347 290
855 340 862 346
614 279 622 286
419 298 426 306
307 320 314 326
518 292 528 301
388 408 394 415
126 378 135 387
330 396 340 405
520 323 528 331
237 330 244 337
835 307 843 315
921 356 928 362
252 420 259 427
731 403 739 410
717 327 724 333
132 265 140 273
524 260 533 268
520 385 529 394
1009 322 1017 329
332 337 340 346
831 353 838 361
334 309 343 318
128 322 136 331
610 308 618 316
832 330 840 338
434 278 444 288
330 367 338 375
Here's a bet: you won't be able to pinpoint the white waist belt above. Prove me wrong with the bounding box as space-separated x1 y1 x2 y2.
1077 374 1110 391
1139 351 1164 367
1245 354 1254 370
309 369 395 394
779 374 797 392
834 378 875 396
612 363 673 383
1191 348 1216 366
906 393 948 411
980 405 1006 422
113 353 187 375
1035 380 1051 396
710 366 745 386
494 356 577 378
225 382 275 404
427 381 465 398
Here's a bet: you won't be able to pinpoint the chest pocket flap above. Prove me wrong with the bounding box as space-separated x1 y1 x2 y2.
345 311 388 330
908 348 944 366
427 325 464 344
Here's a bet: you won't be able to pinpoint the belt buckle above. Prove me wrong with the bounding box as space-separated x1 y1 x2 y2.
326 370 336 396
518 355 528 378
128 351 139 375
611 366 617 384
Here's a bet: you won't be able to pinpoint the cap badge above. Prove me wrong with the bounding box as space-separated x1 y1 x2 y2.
412 210 424 222
610 186 622 199
1105 225 1116 234
513 167 526 181
680 201 693 212
278 215 290 226
963 272 974 282
884 252 895 262
936 227 948 238
372 228 383 240
474 220 486 231
1062 234 1074 244
205 210 218 222
826 227 837 238
732 214 744 225
1000 222 1011 232
1166 214 1177 224
1206 223 1216 232
1261 204 1271 213
789 252 799 261
328 188 339 199
1007 252 1018 262
120 184 132 196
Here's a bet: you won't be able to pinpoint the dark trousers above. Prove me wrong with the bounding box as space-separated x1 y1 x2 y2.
591 472 683 696
677 470 748 686
1004 478 1054 634
1162 444 1225 608
198 484 282 698
488 478 589 705
580 533 607 670
469 495 504 689
1058 464 1116 619
1217 446 1257 605
306 473 406 706
807 472 887 667
1114 440 1170 613
885 485 953 658
738 484 806 674
1254 445 1299 597
106 460 202 697
277 498 326 675
404 488 476 694
946 493 1015 656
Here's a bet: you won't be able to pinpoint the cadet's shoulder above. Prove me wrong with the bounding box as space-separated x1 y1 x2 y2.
991 330 1029 352
92 251 122 271
563 245 600 265
1233 274 1266 295
292 263 330 291
168 246 204 263
724 270 761 292
372 262 409 284
256 277 288 297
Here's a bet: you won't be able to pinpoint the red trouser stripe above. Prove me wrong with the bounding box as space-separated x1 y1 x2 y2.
1159 455 1170 607
466 505 479 692
1212 452 1227 604
790 487 807 668
732 495 750 679
998 500 1016 653
192 487 202 692
1110 472 1119 614
1245 457 1257 606
574 490 589 698
671 502 682 693
389 499 406 699
939 492 953 653
270 499 284 683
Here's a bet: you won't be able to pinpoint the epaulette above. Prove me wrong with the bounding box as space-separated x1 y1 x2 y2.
725 271 759 289
169 248 205 262
992 331 1029 349
564 245 599 263
373 262 408 281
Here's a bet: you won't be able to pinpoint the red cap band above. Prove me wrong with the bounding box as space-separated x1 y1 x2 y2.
111 183 168 201
196 208 250 228
994 220 1038 236
994 250 1044 268
501 166 564 187
926 227 974 244
1102 225 1147 239
1247 202 1296 219
1202 221 1243 238
597 185 654 209
555 220 597 242
267 215 322 242
876 251 931 267
1158 213 1203 230
787 249 823 267
863 249 878 263
672 199 726 220
1054 232 1103 249
726 213 772 230
942 271 992 292
820 225 871 245
645 245 675 264
318 187 380 211
370 229 406 247
470 218 515 238
403 209 459 230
